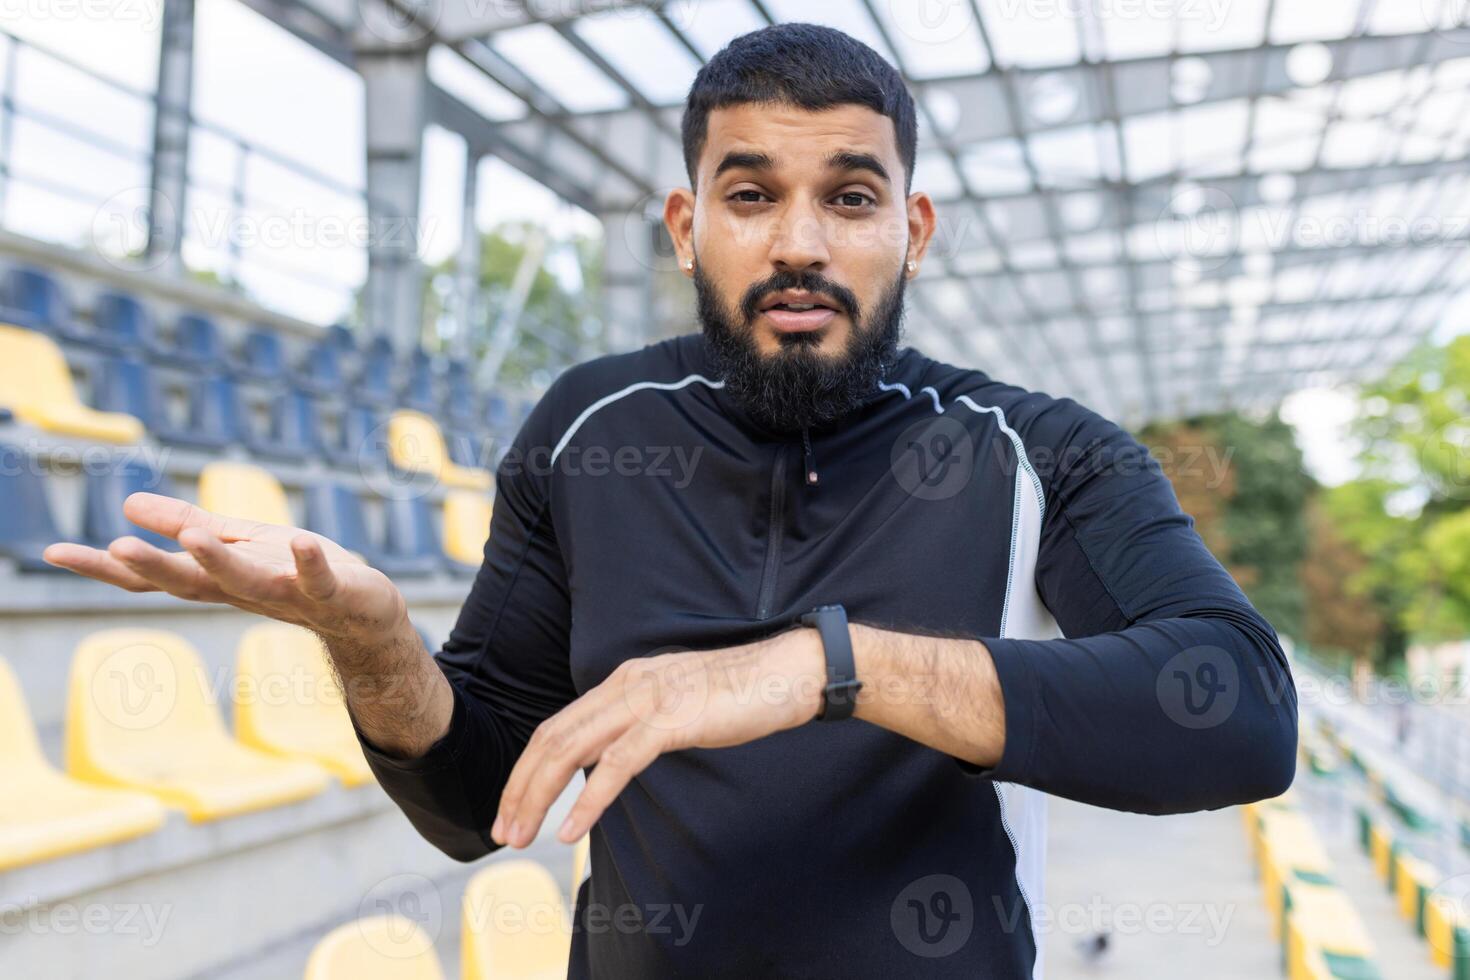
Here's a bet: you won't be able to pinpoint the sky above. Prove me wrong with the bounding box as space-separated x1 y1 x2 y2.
6 0 1464 485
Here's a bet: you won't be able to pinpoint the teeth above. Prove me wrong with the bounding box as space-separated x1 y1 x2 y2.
785 304 816 311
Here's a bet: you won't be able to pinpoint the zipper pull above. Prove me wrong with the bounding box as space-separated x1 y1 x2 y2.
801 426 818 486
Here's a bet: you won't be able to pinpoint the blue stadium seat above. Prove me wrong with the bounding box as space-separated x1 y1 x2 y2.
445 427 485 469
401 349 437 413
296 339 347 396
94 290 166 357
353 336 396 408
235 326 288 383
0 271 42 331
0 443 68 572
96 356 243 449
380 493 443 577
485 393 513 434
157 312 227 369
95 356 166 431
162 373 245 450
304 481 381 565
84 457 179 551
323 323 356 352
305 481 445 578
327 403 386 470
7 267 122 351
444 359 478 427
246 387 325 462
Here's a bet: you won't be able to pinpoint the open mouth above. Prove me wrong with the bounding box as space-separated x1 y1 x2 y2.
758 292 842 332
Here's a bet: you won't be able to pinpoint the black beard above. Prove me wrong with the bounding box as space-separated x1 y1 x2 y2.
696 265 906 432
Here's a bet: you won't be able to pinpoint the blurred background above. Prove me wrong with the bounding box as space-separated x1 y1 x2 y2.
1 0 1470 977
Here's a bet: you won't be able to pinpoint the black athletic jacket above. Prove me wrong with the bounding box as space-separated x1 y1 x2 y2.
352 332 1297 979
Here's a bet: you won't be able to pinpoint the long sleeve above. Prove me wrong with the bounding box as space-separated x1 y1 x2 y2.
350 396 578 862
981 401 1298 814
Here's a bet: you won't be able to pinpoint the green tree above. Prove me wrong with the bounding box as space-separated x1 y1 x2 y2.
1137 411 1312 641
420 222 603 386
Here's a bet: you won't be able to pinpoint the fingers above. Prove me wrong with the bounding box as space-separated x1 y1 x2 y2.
558 726 663 844
492 690 638 849
290 534 339 601
43 543 158 592
176 527 292 603
123 493 254 542
108 536 230 603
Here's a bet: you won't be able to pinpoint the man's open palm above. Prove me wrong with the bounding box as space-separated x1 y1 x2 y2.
43 492 409 641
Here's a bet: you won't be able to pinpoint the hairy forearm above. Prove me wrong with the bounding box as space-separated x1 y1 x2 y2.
848 623 1006 768
319 619 455 760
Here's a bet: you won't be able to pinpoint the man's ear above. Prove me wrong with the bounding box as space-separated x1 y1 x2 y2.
664 187 697 278
904 191 938 278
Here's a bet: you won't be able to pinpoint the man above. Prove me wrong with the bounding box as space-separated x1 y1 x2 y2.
47 23 1296 978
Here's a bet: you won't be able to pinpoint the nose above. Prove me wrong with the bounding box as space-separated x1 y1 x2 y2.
767 202 831 273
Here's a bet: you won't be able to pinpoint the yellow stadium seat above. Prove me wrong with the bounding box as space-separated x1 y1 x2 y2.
66 629 329 822
462 860 571 980
1426 893 1462 969
304 915 445 980
443 490 493 566
388 411 492 491
1258 811 1333 939
570 834 590 908
1369 822 1393 882
1394 853 1435 933
198 461 294 526
235 623 373 787
0 656 164 870
0 323 143 442
1284 884 1375 980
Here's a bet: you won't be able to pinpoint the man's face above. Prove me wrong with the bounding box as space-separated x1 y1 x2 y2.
666 102 936 430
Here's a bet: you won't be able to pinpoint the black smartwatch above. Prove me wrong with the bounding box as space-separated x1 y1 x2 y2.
799 604 862 721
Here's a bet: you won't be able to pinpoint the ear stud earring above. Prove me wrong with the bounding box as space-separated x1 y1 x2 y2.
906 259 917 273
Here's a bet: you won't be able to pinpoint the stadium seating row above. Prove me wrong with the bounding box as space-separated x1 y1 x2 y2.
0 453 492 578
0 623 379 870
0 264 527 432
1317 717 1470 977
1241 790 1384 979
0 322 505 481
305 853 584 980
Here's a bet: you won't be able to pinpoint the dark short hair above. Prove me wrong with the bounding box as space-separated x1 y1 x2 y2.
681 23 919 194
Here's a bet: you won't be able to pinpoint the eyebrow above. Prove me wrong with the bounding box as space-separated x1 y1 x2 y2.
713 151 776 179
828 150 891 185
711 149 892 186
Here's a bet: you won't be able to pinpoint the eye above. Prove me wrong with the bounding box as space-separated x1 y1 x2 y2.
729 189 768 205
834 191 876 209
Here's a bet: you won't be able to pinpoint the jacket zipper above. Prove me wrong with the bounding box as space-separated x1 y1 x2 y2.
755 444 788 620
801 425 818 485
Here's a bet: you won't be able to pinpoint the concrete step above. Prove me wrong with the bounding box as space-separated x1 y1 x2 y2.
1042 797 1280 979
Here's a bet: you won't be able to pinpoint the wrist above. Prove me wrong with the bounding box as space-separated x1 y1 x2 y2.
774 627 826 725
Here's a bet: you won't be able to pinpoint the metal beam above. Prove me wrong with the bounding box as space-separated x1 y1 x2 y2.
145 0 195 276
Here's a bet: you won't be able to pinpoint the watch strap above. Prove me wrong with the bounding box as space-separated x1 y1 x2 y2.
800 604 861 721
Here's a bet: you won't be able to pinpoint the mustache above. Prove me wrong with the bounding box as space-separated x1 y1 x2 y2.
739 270 862 325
